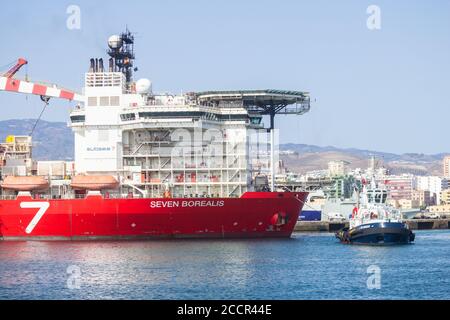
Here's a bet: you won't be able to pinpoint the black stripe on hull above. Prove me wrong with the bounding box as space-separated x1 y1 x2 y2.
336 222 415 245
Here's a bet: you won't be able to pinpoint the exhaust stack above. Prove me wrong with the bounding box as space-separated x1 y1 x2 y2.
109 58 114 72
89 58 95 72
99 58 104 73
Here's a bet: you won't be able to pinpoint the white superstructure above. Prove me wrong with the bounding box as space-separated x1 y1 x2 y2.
69 71 268 197
68 31 310 198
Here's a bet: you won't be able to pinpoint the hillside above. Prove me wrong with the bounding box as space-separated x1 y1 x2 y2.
0 120 447 175
280 144 448 176
0 119 74 160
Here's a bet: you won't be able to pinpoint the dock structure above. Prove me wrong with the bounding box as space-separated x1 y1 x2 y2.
275 179 335 192
295 219 450 232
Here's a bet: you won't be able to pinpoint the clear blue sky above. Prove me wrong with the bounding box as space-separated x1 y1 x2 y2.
0 0 449 154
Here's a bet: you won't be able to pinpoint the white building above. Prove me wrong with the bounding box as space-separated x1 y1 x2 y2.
328 160 348 177
443 156 450 178
416 176 448 205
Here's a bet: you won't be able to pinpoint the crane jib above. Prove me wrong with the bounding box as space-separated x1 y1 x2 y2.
2 58 27 78
0 76 83 102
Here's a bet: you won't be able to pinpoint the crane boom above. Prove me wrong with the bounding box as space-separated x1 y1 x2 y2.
0 76 83 102
2 58 28 78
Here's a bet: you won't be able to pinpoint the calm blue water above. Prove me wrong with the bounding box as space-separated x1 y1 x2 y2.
1 230 449 300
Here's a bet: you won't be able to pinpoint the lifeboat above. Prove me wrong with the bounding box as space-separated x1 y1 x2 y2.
1 176 49 191
71 175 119 190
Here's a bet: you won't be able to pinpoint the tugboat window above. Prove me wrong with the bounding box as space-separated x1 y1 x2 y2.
375 192 382 204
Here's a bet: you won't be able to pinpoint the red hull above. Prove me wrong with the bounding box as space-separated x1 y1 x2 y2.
0 192 307 240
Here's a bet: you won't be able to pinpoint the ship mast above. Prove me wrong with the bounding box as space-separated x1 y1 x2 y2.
107 28 137 90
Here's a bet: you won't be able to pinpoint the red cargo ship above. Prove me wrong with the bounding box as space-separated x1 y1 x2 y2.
0 30 311 240
0 191 307 240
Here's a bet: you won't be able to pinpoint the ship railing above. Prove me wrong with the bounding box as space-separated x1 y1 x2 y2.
71 193 146 199
0 195 16 200
0 194 152 200
105 193 144 199
0 192 252 200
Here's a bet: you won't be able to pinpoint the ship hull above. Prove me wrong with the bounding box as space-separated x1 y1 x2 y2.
336 222 415 245
0 192 307 240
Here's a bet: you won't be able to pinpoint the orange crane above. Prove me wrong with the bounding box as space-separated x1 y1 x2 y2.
2 58 28 78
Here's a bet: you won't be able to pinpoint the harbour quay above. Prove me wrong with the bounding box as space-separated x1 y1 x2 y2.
295 219 450 232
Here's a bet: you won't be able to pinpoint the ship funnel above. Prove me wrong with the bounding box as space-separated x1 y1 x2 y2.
109 58 114 72
89 58 95 72
99 58 104 72
95 58 99 73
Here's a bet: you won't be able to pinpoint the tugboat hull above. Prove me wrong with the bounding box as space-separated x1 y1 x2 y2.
336 222 415 245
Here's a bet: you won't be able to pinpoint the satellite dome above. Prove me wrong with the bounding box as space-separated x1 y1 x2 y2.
108 35 123 49
136 78 152 94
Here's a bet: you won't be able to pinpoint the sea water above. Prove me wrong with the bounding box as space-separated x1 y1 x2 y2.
0 230 449 300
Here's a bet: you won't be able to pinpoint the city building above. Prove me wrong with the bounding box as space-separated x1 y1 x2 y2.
443 155 450 178
428 204 450 215
325 175 355 199
443 179 450 190
416 176 447 205
411 190 432 207
398 199 420 210
386 199 400 208
440 189 450 205
365 155 387 177
328 160 349 177
385 175 416 201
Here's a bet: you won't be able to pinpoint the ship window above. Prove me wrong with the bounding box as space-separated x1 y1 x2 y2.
375 192 382 203
99 96 110 106
250 117 262 125
110 96 120 106
88 97 97 106
120 113 136 121
70 115 85 123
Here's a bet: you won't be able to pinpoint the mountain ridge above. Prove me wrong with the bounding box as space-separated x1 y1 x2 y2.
0 119 73 160
0 119 447 175
280 143 448 163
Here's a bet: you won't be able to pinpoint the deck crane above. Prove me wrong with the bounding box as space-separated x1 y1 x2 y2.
0 58 84 102
0 58 84 135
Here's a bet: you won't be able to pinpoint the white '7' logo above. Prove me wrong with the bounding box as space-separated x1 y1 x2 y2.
20 202 50 234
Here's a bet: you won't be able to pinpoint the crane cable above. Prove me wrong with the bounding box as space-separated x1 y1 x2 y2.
29 96 50 136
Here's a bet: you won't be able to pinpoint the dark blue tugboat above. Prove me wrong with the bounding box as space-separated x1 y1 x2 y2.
336 181 415 245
